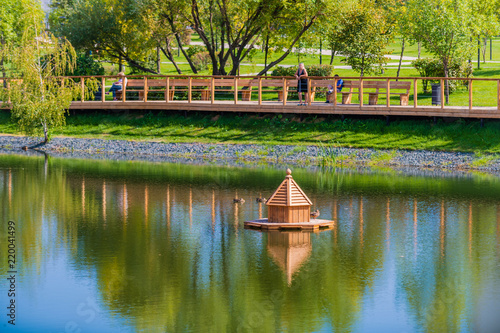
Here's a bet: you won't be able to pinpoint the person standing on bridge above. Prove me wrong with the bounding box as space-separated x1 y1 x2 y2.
295 63 308 106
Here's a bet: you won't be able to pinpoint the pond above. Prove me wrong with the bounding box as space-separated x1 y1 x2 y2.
1 153 500 332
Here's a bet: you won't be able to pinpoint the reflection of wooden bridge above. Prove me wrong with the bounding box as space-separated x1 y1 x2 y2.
4 74 498 119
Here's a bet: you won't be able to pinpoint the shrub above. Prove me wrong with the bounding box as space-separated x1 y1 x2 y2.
271 64 333 77
181 28 192 45
412 58 473 93
192 52 211 71
307 64 334 77
271 66 296 77
187 45 205 58
66 53 104 76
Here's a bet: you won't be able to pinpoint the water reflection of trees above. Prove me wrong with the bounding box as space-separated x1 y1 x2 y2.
1 155 500 332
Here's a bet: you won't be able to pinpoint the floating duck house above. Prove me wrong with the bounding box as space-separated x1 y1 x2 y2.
266 169 313 223
244 169 334 231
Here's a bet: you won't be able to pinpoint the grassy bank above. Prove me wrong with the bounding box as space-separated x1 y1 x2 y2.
2 110 500 153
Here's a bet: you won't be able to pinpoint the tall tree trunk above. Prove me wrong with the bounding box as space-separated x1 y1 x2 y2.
256 17 317 76
319 39 322 65
482 37 486 63
43 121 49 143
175 35 198 74
418 42 421 59
396 38 405 80
164 14 199 74
157 46 161 74
160 46 182 74
444 63 449 104
329 46 335 66
477 37 480 69
119 56 123 72
264 34 269 76
1 36 6 88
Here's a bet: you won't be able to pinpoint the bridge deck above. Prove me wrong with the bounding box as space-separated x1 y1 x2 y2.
70 100 500 119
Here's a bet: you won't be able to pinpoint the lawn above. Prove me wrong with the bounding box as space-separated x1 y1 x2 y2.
2 110 500 153
4 35 500 154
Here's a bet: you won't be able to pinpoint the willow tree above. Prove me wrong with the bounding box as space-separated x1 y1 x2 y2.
0 0 45 85
5 19 83 143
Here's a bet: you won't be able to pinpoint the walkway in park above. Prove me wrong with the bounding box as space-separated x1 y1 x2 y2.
50 74 500 120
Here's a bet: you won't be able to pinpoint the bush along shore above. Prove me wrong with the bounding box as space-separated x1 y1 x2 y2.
2 134 500 172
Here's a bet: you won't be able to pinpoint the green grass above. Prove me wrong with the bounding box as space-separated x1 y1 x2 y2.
3 110 500 153
470 152 500 167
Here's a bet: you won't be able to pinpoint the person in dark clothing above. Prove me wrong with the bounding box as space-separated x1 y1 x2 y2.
295 63 308 105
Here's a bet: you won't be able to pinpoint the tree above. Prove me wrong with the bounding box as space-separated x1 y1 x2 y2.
469 0 500 64
407 0 474 103
336 0 395 76
61 0 158 74
152 0 330 75
3 15 89 143
0 0 45 85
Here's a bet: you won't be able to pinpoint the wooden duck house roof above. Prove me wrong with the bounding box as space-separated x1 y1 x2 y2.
266 169 313 207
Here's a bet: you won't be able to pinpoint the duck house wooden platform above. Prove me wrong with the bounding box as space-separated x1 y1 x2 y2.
244 218 334 231
244 169 334 231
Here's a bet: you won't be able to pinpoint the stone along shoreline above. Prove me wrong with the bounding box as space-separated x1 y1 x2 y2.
1 135 500 172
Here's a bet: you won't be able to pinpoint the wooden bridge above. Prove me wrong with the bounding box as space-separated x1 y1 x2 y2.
5 75 500 119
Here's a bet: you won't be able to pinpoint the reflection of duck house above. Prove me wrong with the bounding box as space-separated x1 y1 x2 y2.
244 169 334 231
267 231 311 285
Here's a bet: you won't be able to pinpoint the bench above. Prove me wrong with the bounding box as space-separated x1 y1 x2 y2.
115 78 213 101
310 79 338 103
233 78 294 102
341 80 411 105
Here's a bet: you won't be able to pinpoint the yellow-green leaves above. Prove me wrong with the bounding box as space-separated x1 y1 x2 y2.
6 26 84 142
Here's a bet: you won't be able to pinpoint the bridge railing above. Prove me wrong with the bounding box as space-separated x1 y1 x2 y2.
1 75 499 111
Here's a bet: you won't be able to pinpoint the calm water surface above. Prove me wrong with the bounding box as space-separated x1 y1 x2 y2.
1 154 500 333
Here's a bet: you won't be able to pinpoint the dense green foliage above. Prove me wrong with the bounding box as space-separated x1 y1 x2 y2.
66 53 105 76
335 0 393 76
412 58 473 92
271 64 333 77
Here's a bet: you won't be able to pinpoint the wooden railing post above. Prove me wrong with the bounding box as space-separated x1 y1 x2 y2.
7 81 10 104
497 80 500 111
413 79 417 108
166 77 170 102
101 77 105 102
144 76 148 102
258 77 262 105
211 77 215 104
188 77 192 103
283 78 287 106
307 78 312 106
81 78 85 102
359 78 363 107
440 78 444 109
333 77 337 106
122 77 126 102
386 78 390 108
234 77 238 104
468 79 472 111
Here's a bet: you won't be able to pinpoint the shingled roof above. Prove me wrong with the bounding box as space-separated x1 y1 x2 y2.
266 169 313 207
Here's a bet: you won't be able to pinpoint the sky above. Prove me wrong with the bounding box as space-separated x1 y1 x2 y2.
41 0 50 11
